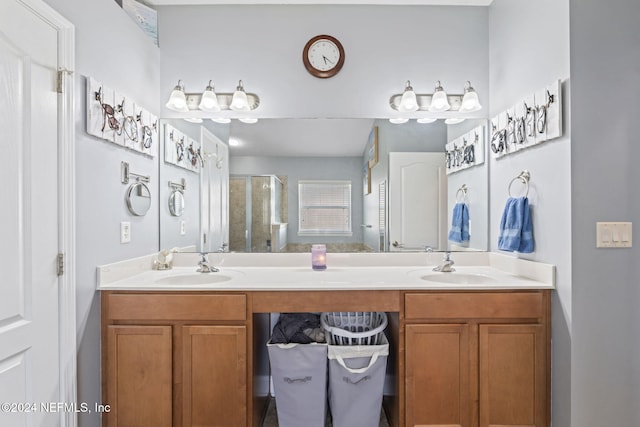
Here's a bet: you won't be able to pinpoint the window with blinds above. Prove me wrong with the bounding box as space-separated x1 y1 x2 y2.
298 180 352 236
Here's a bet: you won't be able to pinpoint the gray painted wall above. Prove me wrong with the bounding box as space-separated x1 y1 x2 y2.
157 4 489 119
42 0 160 426
446 120 490 251
488 1 571 426
158 119 203 250
571 0 640 425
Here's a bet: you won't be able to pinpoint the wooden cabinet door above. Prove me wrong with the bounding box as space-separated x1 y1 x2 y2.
182 325 247 427
479 324 547 427
105 325 172 427
405 324 470 427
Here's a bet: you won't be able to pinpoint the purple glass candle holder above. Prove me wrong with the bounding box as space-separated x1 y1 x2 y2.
311 244 327 270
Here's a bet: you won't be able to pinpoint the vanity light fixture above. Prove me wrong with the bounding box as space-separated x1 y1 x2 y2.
198 80 220 112
389 80 482 114
166 79 260 113
238 117 259 124
417 117 438 124
389 118 409 124
444 117 466 125
184 117 203 123
210 117 231 124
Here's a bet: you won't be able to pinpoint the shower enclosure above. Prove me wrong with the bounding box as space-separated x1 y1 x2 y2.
229 175 287 252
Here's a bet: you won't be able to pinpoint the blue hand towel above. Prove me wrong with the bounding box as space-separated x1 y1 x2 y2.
498 197 534 253
448 202 470 243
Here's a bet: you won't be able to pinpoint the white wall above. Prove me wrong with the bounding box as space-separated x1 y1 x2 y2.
570 0 640 425
157 4 488 119
42 0 160 426
488 1 571 426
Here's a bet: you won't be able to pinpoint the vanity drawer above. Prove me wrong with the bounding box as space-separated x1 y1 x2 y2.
404 291 546 320
106 293 247 321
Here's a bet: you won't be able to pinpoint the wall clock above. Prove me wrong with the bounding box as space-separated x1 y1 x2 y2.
302 35 345 78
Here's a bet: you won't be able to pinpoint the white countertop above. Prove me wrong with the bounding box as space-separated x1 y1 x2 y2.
97 252 555 291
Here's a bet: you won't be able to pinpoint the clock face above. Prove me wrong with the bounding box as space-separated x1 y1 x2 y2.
303 35 345 78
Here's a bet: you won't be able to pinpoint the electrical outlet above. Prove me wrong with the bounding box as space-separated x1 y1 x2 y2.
180 220 186 236
120 222 131 243
597 222 632 248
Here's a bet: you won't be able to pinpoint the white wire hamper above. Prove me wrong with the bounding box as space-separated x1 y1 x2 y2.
320 312 388 346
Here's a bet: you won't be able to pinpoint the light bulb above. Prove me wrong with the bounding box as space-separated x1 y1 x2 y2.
184 117 203 123
417 117 438 124
398 80 418 112
459 81 482 113
444 118 465 125
210 117 231 124
238 117 258 124
230 80 250 112
428 80 451 112
199 80 220 112
389 118 409 124
165 80 189 112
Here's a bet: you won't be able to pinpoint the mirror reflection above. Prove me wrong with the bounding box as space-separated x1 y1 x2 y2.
159 118 488 253
168 189 185 217
126 182 152 216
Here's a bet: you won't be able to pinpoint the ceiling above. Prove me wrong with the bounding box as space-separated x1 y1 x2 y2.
227 118 375 157
147 1 492 6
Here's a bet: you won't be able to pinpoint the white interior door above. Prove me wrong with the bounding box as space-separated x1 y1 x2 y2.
200 128 229 252
389 152 447 251
0 1 61 425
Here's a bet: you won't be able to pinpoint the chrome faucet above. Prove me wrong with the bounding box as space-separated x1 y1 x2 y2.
432 252 455 272
197 252 219 273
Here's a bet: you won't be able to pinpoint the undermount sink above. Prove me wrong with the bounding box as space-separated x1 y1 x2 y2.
154 273 233 286
419 273 498 285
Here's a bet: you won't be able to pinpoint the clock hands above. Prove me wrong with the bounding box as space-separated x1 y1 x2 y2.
322 55 335 65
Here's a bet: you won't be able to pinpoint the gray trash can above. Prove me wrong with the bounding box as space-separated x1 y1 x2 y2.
267 341 328 427
327 336 389 427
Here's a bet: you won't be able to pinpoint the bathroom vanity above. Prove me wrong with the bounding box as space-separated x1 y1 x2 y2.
98 252 554 427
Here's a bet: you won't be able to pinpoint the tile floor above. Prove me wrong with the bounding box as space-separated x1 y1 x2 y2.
262 398 390 427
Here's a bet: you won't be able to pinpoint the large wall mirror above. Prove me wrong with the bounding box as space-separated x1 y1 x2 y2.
159 118 488 253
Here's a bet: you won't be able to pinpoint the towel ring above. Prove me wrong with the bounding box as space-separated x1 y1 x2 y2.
508 170 530 197
456 184 468 203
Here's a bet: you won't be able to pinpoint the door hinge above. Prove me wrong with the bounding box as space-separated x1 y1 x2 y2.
56 68 73 94
57 70 64 94
57 253 65 276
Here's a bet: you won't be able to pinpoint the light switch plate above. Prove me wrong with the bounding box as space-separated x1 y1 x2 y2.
180 220 186 236
597 222 632 248
120 221 131 244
